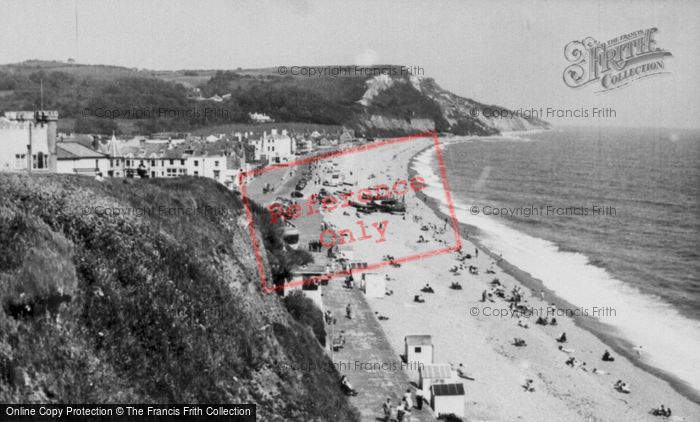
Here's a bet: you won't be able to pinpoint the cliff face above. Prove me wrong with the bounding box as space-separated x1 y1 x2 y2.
0 174 358 421
354 73 550 136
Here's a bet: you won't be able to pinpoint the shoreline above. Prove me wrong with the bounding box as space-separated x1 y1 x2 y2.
315 135 700 421
408 137 700 406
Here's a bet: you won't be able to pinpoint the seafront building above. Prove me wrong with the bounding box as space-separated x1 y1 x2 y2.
0 110 58 172
249 129 294 163
0 110 358 189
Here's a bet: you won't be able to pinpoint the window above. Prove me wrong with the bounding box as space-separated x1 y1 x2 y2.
180 159 185 165
169 159 174 165
32 152 46 169
414 347 422 353
109 159 113 167
213 170 220 179
194 160 199 167
194 171 199 176
14 154 26 169
150 160 155 166
214 161 219 167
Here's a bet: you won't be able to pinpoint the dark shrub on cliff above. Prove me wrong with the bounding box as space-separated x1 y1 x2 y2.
283 291 326 346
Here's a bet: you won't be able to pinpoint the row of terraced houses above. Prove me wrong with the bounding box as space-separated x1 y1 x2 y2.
0 110 355 189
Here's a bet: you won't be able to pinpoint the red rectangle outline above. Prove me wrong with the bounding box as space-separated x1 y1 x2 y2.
239 130 463 294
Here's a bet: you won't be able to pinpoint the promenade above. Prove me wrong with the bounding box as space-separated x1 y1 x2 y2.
322 279 436 421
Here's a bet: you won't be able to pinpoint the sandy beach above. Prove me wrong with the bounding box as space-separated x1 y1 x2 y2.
310 136 700 421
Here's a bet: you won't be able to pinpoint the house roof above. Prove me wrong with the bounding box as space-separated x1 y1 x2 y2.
405 334 432 346
431 383 465 396
291 264 328 276
56 143 105 159
420 364 452 379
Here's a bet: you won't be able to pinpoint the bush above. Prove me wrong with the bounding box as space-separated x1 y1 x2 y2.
283 291 326 346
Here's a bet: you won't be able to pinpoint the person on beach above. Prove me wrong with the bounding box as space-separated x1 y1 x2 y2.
340 375 357 395
382 398 392 421
346 303 352 319
633 345 643 357
403 389 413 409
614 380 631 393
389 404 398 422
602 349 615 361
557 332 567 343
415 388 423 410
396 402 406 422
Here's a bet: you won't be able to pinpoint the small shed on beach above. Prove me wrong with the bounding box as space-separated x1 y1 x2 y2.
430 383 465 417
287 264 330 298
361 273 385 298
405 334 434 367
419 363 453 397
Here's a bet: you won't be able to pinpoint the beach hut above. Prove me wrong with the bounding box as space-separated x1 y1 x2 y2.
430 383 465 418
404 335 434 367
361 273 385 298
419 364 453 398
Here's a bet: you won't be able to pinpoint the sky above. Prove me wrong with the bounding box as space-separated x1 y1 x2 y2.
1 0 699 128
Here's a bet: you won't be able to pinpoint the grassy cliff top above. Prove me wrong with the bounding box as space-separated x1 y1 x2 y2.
0 173 358 421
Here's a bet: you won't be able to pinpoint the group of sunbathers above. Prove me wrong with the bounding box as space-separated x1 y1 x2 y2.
650 404 672 418
535 316 558 326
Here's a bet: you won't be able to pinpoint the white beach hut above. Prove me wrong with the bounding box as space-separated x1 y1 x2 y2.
361 273 385 298
430 383 465 418
419 363 453 399
404 334 434 367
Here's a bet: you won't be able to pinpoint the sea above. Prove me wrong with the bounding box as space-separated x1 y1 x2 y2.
411 126 700 398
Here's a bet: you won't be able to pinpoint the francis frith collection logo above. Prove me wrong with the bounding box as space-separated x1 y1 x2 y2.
563 28 672 92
